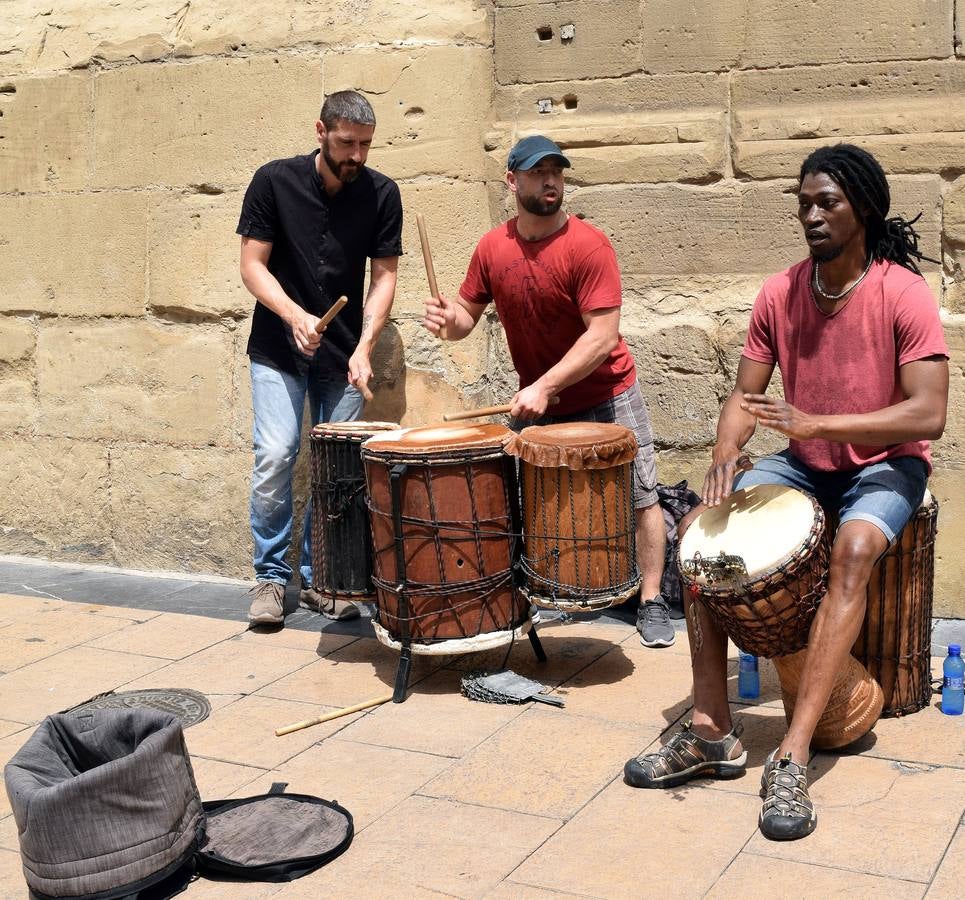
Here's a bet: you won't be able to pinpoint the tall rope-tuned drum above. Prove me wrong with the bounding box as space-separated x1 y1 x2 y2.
506 422 640 612
679 484 939 747
309 422 398 603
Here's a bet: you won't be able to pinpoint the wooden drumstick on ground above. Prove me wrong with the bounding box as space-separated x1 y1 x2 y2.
275 692 393 736
443 397 560 422
416 212 448 340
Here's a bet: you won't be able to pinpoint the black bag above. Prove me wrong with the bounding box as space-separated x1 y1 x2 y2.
656 480 701 619
196 786 353 882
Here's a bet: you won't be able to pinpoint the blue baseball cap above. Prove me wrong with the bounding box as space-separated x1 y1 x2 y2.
506 135 572 171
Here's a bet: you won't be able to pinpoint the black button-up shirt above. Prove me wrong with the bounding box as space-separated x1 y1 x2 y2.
237 150 403 377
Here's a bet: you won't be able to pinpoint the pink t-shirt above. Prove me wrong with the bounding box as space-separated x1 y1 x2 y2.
459 216 636 415
743 259 948 472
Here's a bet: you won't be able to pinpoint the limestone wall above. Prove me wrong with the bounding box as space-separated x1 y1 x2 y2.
2 0 964 616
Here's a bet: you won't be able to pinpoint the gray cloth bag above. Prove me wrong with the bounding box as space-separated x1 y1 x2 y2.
4 708 203 899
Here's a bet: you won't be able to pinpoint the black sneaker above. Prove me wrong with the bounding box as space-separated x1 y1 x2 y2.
637 594 675 647
624 720 746 789
759 751 817 840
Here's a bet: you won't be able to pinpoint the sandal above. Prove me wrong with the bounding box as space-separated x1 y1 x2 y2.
759 750 817 840
624 720 747 789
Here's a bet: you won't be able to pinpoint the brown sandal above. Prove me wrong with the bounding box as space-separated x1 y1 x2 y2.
624 720 746 789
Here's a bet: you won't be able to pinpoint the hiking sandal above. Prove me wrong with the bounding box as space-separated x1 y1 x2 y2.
759 750 817 840
624 720 747 789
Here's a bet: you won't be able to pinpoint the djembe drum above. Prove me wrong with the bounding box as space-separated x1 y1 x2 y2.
310 421 398 604
679 484 883 749
852 491 939 717
362 423 539 701
505 422 640 612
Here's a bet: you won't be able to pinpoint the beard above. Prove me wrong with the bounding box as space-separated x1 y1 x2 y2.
518 191 563 217
809 242 844 263
322 140 361 183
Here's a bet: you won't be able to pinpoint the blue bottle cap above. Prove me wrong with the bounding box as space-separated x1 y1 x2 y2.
949 644 961 655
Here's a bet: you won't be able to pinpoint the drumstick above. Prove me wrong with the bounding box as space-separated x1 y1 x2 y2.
443 397 560 422
275 693 393 736
356 375 374 402
314 296 348 333
416 213 448 340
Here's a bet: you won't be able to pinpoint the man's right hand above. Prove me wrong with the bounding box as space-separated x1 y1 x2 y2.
423 293 456 338
702 445 753 507
290 308 323 357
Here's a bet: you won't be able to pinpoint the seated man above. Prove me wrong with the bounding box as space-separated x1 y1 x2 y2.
623 144 949 840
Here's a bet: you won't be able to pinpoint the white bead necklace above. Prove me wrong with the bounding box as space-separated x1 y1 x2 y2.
813 257 873 301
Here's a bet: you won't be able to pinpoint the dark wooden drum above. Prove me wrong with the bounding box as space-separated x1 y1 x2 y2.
362 423 530 654
852 492 938 717
309 421 398 602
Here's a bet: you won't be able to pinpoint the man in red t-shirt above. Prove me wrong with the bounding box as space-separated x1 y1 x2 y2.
423 135 673 647
623 144 949 842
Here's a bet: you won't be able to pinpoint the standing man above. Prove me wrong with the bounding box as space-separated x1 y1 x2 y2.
238 90 402 626
422 135 672 647
623 145 948 841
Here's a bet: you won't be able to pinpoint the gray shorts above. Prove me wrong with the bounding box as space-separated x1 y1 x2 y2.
510 380 659 509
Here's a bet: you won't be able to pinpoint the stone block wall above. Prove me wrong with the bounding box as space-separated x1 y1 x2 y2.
2 0 964 616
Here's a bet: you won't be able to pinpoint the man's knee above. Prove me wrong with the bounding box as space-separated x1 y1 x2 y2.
828 523 886 598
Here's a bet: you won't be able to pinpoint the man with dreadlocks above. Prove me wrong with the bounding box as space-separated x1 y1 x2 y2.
622 144 949 841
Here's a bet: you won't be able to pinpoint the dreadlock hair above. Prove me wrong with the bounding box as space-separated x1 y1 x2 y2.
798 144 937 275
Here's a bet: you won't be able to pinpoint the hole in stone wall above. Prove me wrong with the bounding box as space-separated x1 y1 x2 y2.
563 94 578 110
0 84 16 94
536 26 553 41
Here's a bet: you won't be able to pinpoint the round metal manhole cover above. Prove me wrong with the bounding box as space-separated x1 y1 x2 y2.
65 688 211 728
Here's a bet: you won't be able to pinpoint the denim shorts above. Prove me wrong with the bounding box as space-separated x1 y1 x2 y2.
732 450 928 544
510 380 659 509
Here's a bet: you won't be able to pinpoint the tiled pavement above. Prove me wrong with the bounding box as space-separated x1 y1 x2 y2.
0 556 962 899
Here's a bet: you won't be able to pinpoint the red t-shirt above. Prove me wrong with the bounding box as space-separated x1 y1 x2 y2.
459 216 636 414
743 259 948 472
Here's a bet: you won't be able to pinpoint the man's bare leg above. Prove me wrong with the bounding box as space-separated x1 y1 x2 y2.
636 502 666 599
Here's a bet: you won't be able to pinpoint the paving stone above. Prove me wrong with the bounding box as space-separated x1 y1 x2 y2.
0 646 170 725
708 853 927 898
0 608 130 671
0 815 18 853
421 707 640 819
119 636 318 697
512 779 759 896
184 876 284 898
255 639 441 709
858 700 965 769
281 794 561 899
186 695 352 770
86 612 248 660
0 848 26 897
746 755 965 882
484 884 589 900
234 625 358 656
338 668 527 758
927 822 965 898
231 738 451 832
188 757 266 801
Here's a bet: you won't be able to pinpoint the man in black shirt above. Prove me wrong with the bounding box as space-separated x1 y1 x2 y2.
237 90 403 626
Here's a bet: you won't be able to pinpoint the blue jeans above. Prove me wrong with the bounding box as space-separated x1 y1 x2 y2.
250 359 364 585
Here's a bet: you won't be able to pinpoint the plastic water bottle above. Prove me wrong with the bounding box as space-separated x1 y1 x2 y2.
942 644 964 716
738 651 760 699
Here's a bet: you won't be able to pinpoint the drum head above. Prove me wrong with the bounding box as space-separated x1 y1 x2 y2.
505 422 637 469
362 423 511 454
679 484 819 582
312 421 398 440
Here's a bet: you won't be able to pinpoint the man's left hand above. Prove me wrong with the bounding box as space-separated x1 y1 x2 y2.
741 393 816 440
510 383 553 419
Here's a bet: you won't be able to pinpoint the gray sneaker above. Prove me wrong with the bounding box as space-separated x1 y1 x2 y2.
247 581 286 625
637 595 675 647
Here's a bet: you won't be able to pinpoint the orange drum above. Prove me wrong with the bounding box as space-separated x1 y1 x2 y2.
310 421 398 602
505 422 640 612
853 492 938 717
362 423 529 654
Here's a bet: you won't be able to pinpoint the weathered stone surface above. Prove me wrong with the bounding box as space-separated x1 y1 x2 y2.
292 0 491 46
641 0 953 73
37 321 233 444
323 47 492 180
931 315 965 467
92 57 321 190
149 191 251 318
946 176 965 242
0 437 110 559
109 445 251 577
0 318 35 362
0 73 89 192
569 176 941 278
0 377 35 433
0 193 148 316
495 1 640 85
